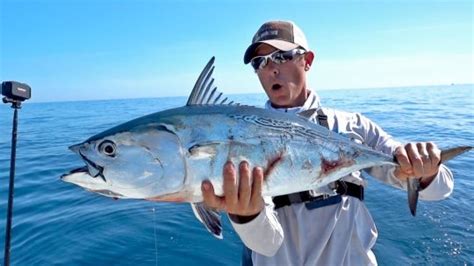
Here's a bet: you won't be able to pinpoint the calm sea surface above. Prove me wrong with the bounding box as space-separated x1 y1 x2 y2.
0 85 473 265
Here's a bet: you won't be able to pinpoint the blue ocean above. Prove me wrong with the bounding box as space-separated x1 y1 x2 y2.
0 85 472 265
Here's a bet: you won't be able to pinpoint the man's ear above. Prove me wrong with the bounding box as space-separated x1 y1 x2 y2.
304 51 315 71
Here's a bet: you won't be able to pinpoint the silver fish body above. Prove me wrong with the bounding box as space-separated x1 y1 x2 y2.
63 104 395 202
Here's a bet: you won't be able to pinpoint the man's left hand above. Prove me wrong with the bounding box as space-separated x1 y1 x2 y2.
393 142 441 188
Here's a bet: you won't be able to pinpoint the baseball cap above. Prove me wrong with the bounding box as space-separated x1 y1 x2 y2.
243 20 309 64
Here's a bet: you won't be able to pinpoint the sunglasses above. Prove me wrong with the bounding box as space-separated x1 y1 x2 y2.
250 48 306 71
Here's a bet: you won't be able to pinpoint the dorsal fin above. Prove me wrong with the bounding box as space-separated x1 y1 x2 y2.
186 57 242 106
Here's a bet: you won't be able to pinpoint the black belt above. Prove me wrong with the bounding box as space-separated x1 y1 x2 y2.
273 180 364 210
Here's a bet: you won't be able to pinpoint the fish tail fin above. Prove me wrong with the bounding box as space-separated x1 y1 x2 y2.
440 146 473 162
408 145 472 216
191 202 223 239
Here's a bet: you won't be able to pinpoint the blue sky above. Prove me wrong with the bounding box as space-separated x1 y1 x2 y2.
1 0 472 102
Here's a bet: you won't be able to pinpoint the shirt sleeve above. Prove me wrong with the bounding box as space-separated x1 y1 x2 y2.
229 196 284 256
345 112 454 201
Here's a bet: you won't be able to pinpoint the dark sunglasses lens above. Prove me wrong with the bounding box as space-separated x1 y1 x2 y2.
251 57 265 70
280 50 298 60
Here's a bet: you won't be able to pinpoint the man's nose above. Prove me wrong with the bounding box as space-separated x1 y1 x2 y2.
266 60 280 75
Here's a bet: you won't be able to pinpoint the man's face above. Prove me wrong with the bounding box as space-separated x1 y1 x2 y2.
253 43 314 108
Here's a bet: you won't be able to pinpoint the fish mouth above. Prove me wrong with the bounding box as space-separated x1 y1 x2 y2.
75 149 107 183
60 165 89 180
61 167 123 199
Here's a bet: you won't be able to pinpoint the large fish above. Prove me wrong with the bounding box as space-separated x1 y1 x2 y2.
62 57 472 238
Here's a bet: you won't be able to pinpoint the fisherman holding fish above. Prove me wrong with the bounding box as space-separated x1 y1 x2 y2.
62 19 468 266
201 21 454 265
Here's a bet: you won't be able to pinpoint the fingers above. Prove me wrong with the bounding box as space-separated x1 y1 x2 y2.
223 161 238 208
426 142 441 166
250 167 264 211
410 142 425 177
231 161 264 215
201 160 265 217
418 143 431 173
238 161 252 208
394 142 441 181
394 145 412 179
201 180 225 210
213 160 265 216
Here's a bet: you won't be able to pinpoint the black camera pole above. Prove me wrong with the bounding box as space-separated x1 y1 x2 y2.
1 81 31 265
3 100 21 266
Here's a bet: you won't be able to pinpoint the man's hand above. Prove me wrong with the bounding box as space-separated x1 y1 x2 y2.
201 161 265 222
393 142 441 188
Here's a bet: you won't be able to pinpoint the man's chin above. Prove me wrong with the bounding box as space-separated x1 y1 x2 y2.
270 99 291 108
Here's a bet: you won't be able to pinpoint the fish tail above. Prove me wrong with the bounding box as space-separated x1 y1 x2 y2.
439 146 473 163
408 145 472 216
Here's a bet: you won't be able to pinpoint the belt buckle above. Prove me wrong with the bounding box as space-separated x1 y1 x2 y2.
308 190 328 201
305 194 342 210
307 190 330 202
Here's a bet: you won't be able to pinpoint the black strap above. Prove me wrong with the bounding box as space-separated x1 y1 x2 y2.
316 108 329 128
335 180 364 201
273 181 364 210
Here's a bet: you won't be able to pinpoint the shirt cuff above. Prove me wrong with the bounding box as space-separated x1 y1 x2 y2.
230 207 268 232
418 164 453 201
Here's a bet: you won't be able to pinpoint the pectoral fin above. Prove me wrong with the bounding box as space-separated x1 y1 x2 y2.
191 202 223 239
188 143 219 159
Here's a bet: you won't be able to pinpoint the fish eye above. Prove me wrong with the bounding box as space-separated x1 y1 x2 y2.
98 140 116 157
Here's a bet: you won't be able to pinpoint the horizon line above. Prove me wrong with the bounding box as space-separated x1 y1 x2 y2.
23 83 473 104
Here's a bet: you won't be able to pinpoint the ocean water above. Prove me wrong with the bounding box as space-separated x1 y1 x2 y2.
0 85 472 265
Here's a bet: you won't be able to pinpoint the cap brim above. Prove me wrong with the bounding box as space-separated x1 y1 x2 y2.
243 40 300 64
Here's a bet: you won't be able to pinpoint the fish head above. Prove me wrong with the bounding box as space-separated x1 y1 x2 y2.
62 125 187 199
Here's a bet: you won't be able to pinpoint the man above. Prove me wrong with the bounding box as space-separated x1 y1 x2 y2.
201 20 453 265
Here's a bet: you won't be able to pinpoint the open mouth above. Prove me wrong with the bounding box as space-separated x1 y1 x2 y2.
271 83 282 91
60 166 89 180
78 151 107 182
70 165 89 174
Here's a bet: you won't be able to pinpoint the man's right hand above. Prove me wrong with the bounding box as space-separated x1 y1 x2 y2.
201 161 265 223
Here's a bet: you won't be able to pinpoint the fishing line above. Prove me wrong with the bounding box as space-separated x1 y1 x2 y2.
152 207 158 266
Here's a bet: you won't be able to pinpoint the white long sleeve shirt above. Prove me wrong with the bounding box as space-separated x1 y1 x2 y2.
230 90 453 266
